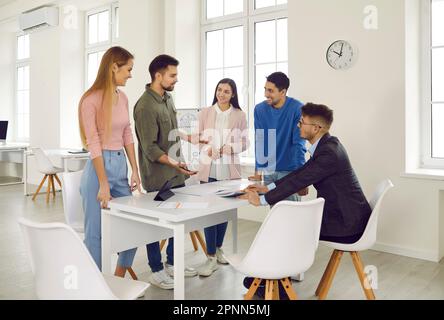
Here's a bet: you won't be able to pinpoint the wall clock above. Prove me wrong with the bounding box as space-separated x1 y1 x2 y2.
326 40 357 70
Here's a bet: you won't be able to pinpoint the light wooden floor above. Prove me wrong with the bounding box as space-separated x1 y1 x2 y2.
1 184 444 300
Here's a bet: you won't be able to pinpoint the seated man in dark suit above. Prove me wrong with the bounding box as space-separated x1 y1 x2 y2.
240 103 372 298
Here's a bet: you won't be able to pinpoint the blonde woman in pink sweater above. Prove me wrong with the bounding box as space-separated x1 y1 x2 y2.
78 47 141 277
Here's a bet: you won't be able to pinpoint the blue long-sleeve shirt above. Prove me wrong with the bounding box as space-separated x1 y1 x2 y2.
254 97 306 173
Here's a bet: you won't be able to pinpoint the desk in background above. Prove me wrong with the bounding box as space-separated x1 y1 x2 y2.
24 149 90 196
0 143 29 186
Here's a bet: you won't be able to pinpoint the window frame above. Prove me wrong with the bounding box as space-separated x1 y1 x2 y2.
248 10 288 133
202 0 248 25
200 18 249 110
14 33 30 142
84 2 119 90
248 0 287 15
112 2 120 42
421 0 444 168
85 6 112 49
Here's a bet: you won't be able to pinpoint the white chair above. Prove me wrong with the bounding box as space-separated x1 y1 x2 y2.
32 148 64 203
315 179 394 300
227 198 325 300
60 171 84 232
60 171 139 280
18 218 149 300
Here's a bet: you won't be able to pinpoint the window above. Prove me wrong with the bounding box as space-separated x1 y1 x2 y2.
431 0 444 159
16 34 30 142
254 0 287 10
204 26 245 106
253 18 288 107
85 3 119 89
422 0 444 167
206 0 245 20
202 0 288 156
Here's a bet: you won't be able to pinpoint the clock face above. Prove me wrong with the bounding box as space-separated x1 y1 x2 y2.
326 40 356 70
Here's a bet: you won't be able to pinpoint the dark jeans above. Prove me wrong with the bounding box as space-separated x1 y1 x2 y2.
146 184 185 273
203 178 228 255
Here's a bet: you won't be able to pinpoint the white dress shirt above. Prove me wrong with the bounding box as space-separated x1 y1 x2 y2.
209 104 232 181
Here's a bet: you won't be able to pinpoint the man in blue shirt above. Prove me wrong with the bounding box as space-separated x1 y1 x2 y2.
250 72 308 200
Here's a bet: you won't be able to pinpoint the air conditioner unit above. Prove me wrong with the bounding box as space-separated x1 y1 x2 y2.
19 6 59 33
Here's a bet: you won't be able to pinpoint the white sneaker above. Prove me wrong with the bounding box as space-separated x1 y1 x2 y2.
137 289 146 299
216 248 229 265
165 263 198 278
197 257 218 277
148 269 174 290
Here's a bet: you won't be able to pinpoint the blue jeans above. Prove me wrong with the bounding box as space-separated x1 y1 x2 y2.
146 241 173 273
264 171 301 203
80 150 137 270
204 178 228 255
145 183 185 273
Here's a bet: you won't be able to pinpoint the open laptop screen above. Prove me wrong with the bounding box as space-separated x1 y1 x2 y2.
0 121 8 141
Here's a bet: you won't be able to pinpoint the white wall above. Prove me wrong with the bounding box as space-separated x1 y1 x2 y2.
164 0 201 109
59 4 85 149
29 26 61 149
118 0 164 109
288 0 444 262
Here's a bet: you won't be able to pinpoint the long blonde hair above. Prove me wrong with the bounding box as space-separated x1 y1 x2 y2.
79 46 134 149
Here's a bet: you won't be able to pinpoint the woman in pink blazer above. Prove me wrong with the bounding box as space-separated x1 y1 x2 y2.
192 78 249 277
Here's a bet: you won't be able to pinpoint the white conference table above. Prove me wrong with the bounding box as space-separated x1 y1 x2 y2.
102 179 253 300
0 143 29 186
24 149 90 195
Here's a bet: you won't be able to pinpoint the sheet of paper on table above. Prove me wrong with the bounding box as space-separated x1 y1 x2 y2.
157 202 210 209
174 184 227 196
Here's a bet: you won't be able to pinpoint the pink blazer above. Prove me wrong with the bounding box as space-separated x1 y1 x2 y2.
192 105 250 182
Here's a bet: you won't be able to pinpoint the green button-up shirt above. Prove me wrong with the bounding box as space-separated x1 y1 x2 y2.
134 84 187 192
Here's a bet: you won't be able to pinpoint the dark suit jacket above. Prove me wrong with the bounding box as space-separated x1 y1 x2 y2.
265 134 371 238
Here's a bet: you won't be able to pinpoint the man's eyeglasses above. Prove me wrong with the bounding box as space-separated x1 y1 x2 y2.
298 119 322 128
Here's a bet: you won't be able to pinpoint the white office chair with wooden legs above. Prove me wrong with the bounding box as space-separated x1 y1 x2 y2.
315 179 394 300
18 218 149 300
31 148 64 203
60 171 138 281
60 170 84 232
226 199 325 300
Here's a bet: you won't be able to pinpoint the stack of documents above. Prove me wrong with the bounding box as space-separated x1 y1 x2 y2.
214 189 246 198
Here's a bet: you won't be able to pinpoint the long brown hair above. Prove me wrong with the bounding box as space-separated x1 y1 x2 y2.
78 46 134 148
212 78 241 110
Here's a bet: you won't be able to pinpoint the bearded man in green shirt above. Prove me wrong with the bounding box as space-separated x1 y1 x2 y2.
133 54 198 290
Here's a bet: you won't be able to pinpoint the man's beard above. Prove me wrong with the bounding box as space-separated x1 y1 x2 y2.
162 84 175 92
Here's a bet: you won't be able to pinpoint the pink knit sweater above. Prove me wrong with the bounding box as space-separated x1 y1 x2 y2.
80 90 134 159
